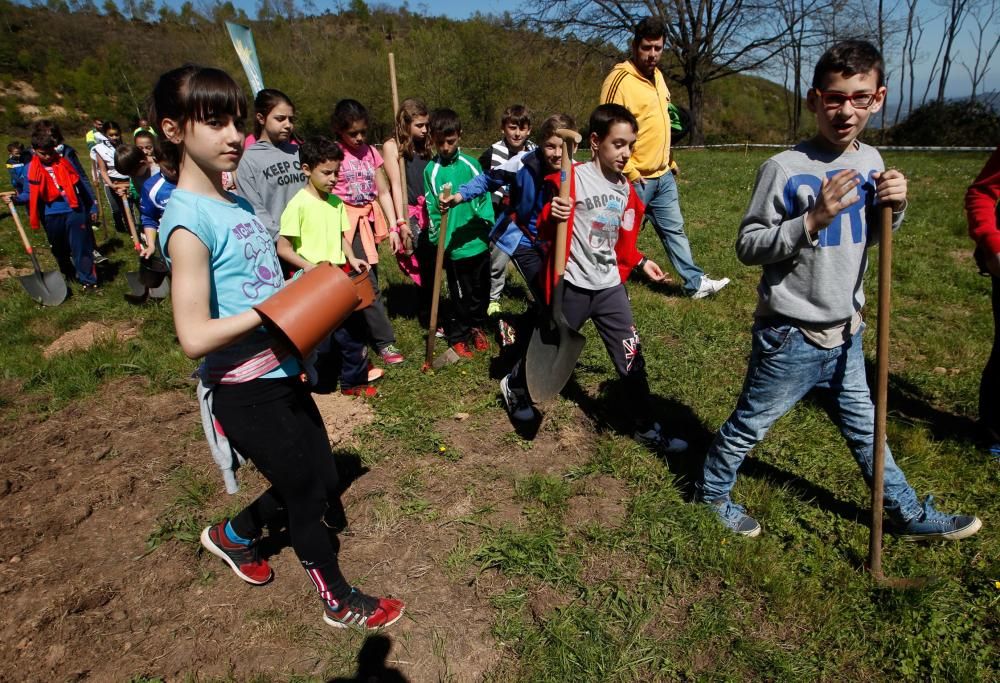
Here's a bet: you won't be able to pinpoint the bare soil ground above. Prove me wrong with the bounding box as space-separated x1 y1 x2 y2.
0 266 33 281
42 322 140 359
0 372 603 681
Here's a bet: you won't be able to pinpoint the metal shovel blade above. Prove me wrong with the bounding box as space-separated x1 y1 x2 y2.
20 268 68 306
125 271 147 298
148 276 170 299
525 280 586 403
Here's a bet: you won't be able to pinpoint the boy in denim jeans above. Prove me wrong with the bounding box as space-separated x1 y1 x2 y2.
697 40 982 540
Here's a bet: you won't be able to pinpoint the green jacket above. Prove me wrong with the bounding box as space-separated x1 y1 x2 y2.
424 150 494 260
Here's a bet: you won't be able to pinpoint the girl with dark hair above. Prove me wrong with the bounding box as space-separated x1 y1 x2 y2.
152 65 404 631
331 98 406 365
234 88 304 241
92 120 133 235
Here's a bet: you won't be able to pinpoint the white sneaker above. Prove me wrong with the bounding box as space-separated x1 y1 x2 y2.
691 276 730 300
634 422 688 454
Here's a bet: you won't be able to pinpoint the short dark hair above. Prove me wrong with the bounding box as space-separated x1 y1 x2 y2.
588 103 638 140
632 16 667 45
7 141 23 154
30 129 59 150
429 108 462 137
298 136 344 169
134 130 156 146
812 39 885 90
31 119 64 144
102 120 122 135
501 104 531 128
114 144 147 177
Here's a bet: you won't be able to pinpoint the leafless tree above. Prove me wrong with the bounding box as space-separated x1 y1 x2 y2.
893 0 924 124
519 0 805 144
960 0 1000 100
772 0 833 140
932 0 973 102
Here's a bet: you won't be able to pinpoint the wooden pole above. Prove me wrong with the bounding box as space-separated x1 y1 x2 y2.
869 204 894 580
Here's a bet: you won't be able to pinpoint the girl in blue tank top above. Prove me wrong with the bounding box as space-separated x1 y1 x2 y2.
151 65 404 631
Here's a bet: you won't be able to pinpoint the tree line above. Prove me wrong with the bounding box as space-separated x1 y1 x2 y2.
1 0 795 144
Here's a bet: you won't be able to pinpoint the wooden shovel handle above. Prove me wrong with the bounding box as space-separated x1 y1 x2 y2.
388 52 409 251
114 182 142 251
868 203 894 578
553 133 580 279
424 183 452 367
3 196 35 255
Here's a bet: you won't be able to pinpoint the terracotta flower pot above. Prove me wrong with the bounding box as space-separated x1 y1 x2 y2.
254 262 360 359
351 268 375 311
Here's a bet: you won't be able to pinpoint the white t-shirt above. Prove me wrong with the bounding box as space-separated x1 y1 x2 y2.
563 161 631 290
91 138 129 182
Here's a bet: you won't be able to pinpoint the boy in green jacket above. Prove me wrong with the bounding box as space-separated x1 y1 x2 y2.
424 108 496 357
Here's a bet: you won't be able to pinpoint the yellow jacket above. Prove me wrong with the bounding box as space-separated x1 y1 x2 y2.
599 60 673 182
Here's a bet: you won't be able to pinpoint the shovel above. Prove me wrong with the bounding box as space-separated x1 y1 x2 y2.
423 183 458 371
524 129 586 403
2 193 68 306
868 202 929 590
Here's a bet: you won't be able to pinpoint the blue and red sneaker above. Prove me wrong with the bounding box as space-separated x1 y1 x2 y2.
200 521 273 585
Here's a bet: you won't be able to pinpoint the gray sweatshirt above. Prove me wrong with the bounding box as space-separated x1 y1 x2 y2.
736 139 904 325
235 140 305 240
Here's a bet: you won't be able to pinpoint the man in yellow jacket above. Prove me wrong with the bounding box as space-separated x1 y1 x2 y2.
600 17 729 299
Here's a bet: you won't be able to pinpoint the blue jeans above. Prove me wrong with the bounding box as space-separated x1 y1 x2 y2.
698 321 923 522
43 210 97 285
634 173 704 294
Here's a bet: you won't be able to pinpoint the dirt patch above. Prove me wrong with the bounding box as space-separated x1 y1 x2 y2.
0 266 33 282
42 321 140 358
565 474 627 529
0 374 614 681
311 391 375 446
528 582 575 624
0 376 509 681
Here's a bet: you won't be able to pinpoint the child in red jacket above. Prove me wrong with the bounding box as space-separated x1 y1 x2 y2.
967 145 1000 452
499 104 687 453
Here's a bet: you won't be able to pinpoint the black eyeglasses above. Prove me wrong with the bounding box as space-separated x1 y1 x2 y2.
813 89 879 109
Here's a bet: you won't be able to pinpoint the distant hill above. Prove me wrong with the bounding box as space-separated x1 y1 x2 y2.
0 1 798 144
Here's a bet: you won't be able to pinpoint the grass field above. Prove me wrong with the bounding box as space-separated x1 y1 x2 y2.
0 147 996 681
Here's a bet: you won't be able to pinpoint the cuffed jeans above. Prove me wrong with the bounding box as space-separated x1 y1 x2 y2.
698 321 923 522
634 172 704 294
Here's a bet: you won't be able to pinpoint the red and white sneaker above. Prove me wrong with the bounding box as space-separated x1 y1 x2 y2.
342 385 378 398
200 521 273 585
378 344 405 365
471 328 490 352
323 588 405 630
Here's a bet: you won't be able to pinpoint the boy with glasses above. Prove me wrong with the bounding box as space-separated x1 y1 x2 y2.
697 40 982 541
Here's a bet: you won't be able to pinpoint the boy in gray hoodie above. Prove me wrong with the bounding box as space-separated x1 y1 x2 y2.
697 40 982 541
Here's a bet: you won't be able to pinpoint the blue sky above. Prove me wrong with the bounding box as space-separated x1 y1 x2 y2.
224 0 995 105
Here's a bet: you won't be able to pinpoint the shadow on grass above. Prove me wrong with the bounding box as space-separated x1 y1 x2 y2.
327 634 408 682
560 375 715 499
865 361 983 446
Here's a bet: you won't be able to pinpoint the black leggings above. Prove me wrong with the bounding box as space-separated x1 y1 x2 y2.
211 377 347 590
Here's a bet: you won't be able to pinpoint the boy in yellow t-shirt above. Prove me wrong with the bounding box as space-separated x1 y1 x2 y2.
277 136 380 397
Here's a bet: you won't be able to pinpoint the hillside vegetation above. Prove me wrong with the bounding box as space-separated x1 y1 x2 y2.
0 0 796 144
